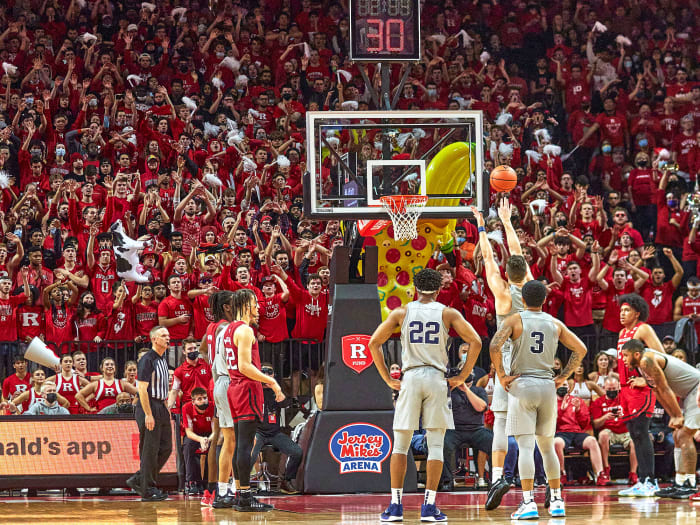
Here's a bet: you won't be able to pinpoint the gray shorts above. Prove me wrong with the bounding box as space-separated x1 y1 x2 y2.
213 375 233 428
505 377 557 437
682 384 700 430
491 378 510 413
394 367 454 431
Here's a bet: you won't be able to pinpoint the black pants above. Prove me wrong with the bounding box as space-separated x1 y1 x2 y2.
626 414 654 481
183 436 206 484
251 432 303 481
0 342 18 382
135 401 173 494
442 427 493 482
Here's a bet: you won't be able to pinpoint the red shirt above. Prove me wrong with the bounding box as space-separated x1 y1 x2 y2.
655 189 689 248
2 373 31 411
258 293 289 343
181 400 215 437
133 301 159 337
556 395 591 433
158 295 193 340
192 294 214 340
601 279 635 333
561 276 593 327
94 378 123 411
590 395 628 434
285 277 329 341
88 263 118 312
45 305 76 352
595 113 627 147
103 300 135 341
223 320 261 381
0 294 27 341
627 168 656 206
640 280 676 324
173 359 213 408
16 304 44 341
74 312 105 350
682 294 700 339
465 294 490 338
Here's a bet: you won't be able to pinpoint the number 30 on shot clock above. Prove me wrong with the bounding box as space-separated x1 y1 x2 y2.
349 0 420 61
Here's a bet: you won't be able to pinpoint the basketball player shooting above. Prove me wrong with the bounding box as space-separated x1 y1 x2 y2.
490 280 588 519
369 268 482 523
471 199 533 511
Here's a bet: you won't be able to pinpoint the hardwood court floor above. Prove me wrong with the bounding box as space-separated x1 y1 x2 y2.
2 486 698 524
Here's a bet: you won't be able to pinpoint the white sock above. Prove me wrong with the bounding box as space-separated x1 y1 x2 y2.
228 483 236 495
684 474 697 487
523 490 533 503
218 482 228 495
551 487 562 499
492 467 503 480
424 489 436 505
676 473 685 486
391 488 403 504
674 448 681 471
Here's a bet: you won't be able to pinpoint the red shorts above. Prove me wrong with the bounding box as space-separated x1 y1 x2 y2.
620 386 655 420
226 378 264 423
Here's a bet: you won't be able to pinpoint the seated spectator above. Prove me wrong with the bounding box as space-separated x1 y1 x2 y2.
181 387 215 495
588 351 618 389
98 392 136 415
75 358 138 413
554 385 606 485
3 369 69 413
23 382 69 416
2 356 31 411
441 372 492 491
252 364 303 494
590 377 638 485
568 364 604 404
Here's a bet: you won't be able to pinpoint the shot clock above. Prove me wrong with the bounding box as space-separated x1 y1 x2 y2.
349 0 420 61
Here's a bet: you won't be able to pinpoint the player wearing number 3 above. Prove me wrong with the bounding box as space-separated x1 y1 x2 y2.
369 268 482 522
490 280 588 519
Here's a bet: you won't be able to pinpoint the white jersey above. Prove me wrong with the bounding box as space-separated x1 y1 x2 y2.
399 301 449 373
211 322 230 380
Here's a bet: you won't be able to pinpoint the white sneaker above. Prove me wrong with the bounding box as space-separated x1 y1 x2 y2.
549 498 565 517
511 500 538 520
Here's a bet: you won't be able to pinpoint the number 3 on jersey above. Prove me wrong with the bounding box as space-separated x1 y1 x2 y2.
408 321 440 344
530 331 544 353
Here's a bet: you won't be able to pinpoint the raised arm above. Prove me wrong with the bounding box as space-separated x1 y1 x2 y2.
470 206 507 296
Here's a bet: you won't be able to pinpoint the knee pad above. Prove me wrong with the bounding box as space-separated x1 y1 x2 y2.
393 430 412 456
425 428 446 462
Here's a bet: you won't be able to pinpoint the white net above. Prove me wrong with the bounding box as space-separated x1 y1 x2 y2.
380 196 428 241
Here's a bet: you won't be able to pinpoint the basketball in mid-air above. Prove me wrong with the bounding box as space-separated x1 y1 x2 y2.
490 165 517 192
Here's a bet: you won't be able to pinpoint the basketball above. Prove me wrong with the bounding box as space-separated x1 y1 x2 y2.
490 165 517 192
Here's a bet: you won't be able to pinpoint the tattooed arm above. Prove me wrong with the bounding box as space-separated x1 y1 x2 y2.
489 315 521 391
639 351 684 428
554 319 588 387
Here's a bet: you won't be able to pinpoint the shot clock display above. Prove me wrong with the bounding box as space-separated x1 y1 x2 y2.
349 0 420 61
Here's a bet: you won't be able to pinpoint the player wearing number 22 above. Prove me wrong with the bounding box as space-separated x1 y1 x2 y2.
369 268 482 522
490 280 588 520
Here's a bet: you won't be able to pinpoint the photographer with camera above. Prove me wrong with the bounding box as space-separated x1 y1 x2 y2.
590 376 639 485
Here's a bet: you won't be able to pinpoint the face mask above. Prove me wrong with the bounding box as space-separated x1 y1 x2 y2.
390 369 402 379
624 61 632 68
667 199 678 208
637 160 648 167
282 93 292 100
179 65 188 72
556 219 567 227
556 386 568 397
148 226 159 234
638 139 648 147
26 97 34 105
45 392 57 404
117 403 132 413
31 149 41 156
187 351 199 361
56 148 65 156
606 390 618 400
427 89 437 97
216 52 225 58
196 402 209 411
456 236 466 245
89 99 98 107
602 145 612 154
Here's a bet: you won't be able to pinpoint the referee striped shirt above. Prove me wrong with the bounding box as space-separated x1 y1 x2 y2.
137 349 170 401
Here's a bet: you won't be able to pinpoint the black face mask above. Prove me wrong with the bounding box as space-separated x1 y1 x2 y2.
179 65 188 73
148 227 160 234
46 393 58 403
117 403 133 413
282 93 293 100
638 160 648 167
606 390 618 400
552 367 561 375
557 219 568 227
187 351 199 361
556 387 569 397
196 403 209 411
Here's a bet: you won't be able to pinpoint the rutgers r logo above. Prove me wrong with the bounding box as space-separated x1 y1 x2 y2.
341 334 373 374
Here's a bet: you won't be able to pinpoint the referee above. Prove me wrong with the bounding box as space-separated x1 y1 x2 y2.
130 325 173 501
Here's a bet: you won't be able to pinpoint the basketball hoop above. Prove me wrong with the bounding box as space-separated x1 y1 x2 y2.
380 195 429 241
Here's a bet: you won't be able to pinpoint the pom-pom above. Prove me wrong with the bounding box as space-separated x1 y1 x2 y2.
479 51 491 64
495 112 512 126
534 128 551 144
498 142 514 157
340 100 358 111
489 141 498 159
225 118 238 131
337 69 352 82
676 33 689 40
530 199 548 215
412 128 426 140
227 130 245 146
75 0 86 7
171 7 187 21
220 56 240 72
430 34 446 45
657 148 671 160
0 171 10 189
141 2 156 11
204 122 221 138
486 208 498 221
276 155 290 168
525 150 542 163
182 96 197 111
242 156 257 172
2 62 17 76
456 29 473 47
235 74 248 87
593 21 607 33
203 172 223 187
396 133 412 148
543 144 561 156
303 42 311 58
80 32 97 44
127 74 141 86
248 108 261 119
615 35 632 47
211 76 224 89
326 136 340 147
486 229 504 245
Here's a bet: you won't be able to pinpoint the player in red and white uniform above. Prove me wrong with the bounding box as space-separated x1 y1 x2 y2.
615 294 664 495
672 276 700 340
47 354 89 414
216 288 284 511
76 357 138 413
